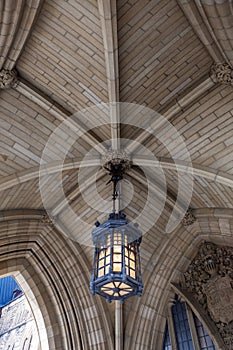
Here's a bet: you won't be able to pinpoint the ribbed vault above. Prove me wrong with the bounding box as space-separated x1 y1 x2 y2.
0 0 233 348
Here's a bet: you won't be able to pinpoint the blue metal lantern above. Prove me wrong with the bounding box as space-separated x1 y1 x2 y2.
90 158 143 303
90 211 143 303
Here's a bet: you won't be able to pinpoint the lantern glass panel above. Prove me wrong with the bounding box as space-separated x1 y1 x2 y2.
106 253 110 265
90 214 143 302
100 281 133 298
113 264 121 272
119 290 130 296
113 233 123 272
121 283 131 289
98 268 104 278
130 270 136 278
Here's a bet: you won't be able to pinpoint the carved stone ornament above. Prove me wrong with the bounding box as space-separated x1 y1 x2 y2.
211 63 233 86
102 150 131 172
180 241 233 348
182 208 196 226
204 275 233 324
40 213 56 226
0 69 18 89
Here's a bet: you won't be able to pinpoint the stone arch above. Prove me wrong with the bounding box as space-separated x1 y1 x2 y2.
0 210 114 350
124 208 233 350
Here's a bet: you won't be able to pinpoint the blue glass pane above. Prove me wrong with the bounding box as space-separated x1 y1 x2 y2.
172 299 194 350
206 337 213 346
193 313 216 350
163 323 172 350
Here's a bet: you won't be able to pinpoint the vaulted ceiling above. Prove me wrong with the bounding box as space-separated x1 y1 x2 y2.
0 0 233 349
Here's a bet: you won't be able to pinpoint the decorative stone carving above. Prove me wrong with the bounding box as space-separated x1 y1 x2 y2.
182 208 196 226
180 241 233 348
211 63 233 86
40 213 56 226
0 69 18 89
204 275 233 324
102 150 131 172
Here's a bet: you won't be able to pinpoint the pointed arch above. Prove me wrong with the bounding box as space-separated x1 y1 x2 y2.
0 210 114 350
124 208 233 350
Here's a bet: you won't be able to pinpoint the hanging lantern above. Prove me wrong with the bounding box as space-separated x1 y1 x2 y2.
90 212 143 303
90 158 143 303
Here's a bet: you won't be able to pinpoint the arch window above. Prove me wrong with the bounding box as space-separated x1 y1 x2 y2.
163 324 172 350
172 298 194 350
0 276 39 350
193 314 216 350
163 296 216 350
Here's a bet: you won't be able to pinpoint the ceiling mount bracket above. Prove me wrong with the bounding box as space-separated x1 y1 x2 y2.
102 150 131 173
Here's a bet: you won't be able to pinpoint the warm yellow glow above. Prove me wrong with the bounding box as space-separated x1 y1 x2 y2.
102 289 113 295
113 263 121 272
119 290 130 296
125 247 129 270
121 283 132 290
113 244 122 271
129 252 135 269
130 251 135 260
113 245 121 253
113 233 122 247
130 270 136 279
99 259 104 268
101 281 133 297
130 260 135 269
103 282 115 289
98 269 104 278
113 253 121 263
99 249 105 259
96 236 138 281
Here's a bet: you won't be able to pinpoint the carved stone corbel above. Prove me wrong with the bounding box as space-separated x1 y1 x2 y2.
0 69 18 89
210 63 233 86
182 208 196 226
40 213 56 227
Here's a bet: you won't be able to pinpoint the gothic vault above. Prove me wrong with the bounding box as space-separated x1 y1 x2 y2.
0 0 233 349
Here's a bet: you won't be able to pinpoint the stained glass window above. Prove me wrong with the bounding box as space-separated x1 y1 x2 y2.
193 313 216 350
163 324 172 350
172 298 194 350
162 296 216 350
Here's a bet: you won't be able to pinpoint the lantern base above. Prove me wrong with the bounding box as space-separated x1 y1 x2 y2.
91 274 143 303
